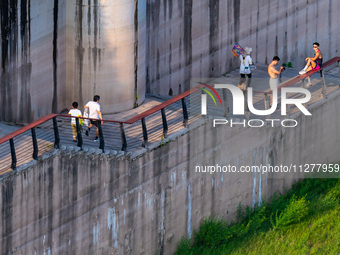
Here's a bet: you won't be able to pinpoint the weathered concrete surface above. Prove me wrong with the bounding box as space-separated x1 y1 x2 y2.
65 0 146 114
0 0 67 123
145 0 340 95
0 0 145 123
1 87 340 254
2 0 339 123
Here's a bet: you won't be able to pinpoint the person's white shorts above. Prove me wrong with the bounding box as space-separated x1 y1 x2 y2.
269 78 279 91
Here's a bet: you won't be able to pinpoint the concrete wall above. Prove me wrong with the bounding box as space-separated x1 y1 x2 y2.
1 0 339 122
65 0 146 114
0 0 67 123
145 0 340 95
0 0 145 123
2 89 340 254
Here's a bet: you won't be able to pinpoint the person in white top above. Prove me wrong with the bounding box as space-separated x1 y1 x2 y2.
68 102 83 142
238 47 253 90
84 95 103 142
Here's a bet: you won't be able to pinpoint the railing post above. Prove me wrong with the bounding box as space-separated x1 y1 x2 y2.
53 117 60 149
243 89 249 120
338 61 340 88
161 108 168 138
303 102 308 109
120 123 127 151
222 88 229 118
181 98 188 127
287 104 291 116
31 127 38 160
264 93 269 110
307 77 312 87
76 118 83 149
9 139 17 170
303 77 312 88
97 121 105 152
302 78 310 107
264 92 272 119
141 118 148 147
320 70 327 98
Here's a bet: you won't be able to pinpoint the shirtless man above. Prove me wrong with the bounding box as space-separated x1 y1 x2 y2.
299 42 323 75
268 56 284 106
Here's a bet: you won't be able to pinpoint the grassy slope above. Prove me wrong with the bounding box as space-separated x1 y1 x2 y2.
176 178 340 255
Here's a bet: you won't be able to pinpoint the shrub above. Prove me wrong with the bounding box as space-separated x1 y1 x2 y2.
273 195 309 229
320 182 340 210
175 237 193 255
193 217 228 249
248 205 267 231
237 202 245 221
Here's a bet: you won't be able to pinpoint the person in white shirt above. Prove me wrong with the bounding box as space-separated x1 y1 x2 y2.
84 95 103 142
238 47 253 90
68 102 83 142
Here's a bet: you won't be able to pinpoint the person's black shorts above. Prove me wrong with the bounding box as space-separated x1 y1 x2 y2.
90 120 98 127
240 73 252 78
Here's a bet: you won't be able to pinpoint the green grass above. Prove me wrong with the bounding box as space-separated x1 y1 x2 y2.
175 178 340 255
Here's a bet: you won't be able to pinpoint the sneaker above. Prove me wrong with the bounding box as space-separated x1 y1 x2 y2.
299 69 306 75
85 130 89 136
306 82 312 88
94 137 99 142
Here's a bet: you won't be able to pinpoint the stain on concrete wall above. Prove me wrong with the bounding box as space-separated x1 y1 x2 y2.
0 0 64 123
137 0 147 106
0 0 142 123
2 0 33 123
19 0 32 122
0 0 12 73
233 0 240 43
74 0 84 107
183 0 193 91
209 0 219 77
0 0 18 122
69 0 141 114
134 0 138 108
1 178 14 253
52 0 59 113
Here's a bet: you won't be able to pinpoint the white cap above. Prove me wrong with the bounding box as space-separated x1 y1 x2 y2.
245 47 252 55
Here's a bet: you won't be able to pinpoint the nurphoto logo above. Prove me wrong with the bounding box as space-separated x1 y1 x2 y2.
201 84 312 128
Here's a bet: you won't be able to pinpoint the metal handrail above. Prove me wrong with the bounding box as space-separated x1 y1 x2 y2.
0 114 58 145
0 83 204 171
124 84 205 124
